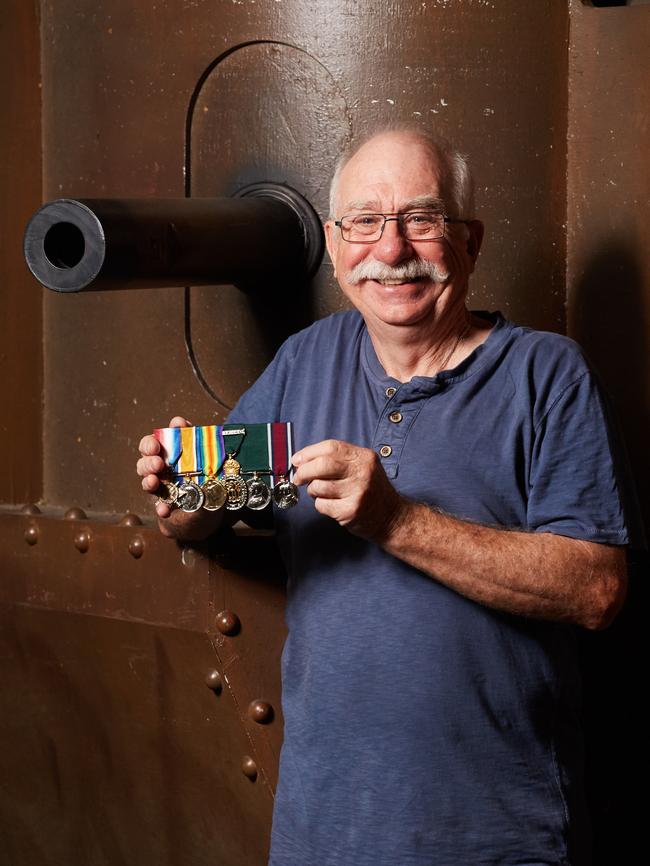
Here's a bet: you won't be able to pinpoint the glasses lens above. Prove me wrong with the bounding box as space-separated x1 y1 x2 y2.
402 212 444 239
341 214 384 241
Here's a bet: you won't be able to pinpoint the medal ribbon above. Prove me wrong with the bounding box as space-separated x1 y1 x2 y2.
153 426 182 472
178 426 200 478
200 425 224 485
153 423 293 485
269 422 292 486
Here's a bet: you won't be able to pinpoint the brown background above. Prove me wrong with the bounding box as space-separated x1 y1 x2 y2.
1 1 648 864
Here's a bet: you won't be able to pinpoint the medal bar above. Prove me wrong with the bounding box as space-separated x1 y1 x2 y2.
152 422 299 512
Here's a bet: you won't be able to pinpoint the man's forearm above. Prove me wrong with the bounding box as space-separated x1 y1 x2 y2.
380 498 627 630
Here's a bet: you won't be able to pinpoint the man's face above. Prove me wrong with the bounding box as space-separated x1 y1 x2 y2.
324 133 482 331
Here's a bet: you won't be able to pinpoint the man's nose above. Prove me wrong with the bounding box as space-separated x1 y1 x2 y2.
371 217 414 264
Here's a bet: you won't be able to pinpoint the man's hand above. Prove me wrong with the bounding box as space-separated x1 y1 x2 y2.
137 415 223 541
292 439 403 541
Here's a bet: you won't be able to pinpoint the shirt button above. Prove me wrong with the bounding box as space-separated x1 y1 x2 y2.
385 386 397 398
379 445 392 458
388 411 403 424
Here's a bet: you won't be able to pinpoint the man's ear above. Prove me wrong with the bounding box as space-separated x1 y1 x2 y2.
465 220 484 272
323 220 338 278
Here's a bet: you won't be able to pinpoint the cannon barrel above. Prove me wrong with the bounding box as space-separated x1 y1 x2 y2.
23 184 324 292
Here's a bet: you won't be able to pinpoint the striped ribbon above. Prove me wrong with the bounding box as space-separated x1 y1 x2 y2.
153 423 294 487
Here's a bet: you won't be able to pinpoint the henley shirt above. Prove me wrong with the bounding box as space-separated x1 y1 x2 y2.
229 310 632 866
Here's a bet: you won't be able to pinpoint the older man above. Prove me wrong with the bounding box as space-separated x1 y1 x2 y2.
138 129 632 866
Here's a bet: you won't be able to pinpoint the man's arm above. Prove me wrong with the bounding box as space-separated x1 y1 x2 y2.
292 439 628 630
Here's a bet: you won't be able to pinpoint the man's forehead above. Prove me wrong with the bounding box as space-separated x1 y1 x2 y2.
336 134 446 210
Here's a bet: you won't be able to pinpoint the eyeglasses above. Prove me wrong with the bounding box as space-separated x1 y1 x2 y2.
334 211 468 244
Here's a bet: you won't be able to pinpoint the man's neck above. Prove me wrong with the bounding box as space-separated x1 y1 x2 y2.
367 309 494 382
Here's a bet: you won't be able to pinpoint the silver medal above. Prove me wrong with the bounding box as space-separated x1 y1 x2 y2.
177 480 205 513
272 478 299 509
246 475 272 511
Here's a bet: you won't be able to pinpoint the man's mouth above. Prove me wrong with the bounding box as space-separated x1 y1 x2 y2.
375 279 419 286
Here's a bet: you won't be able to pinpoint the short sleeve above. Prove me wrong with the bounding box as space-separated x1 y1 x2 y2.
226 334 298 424
527 371 631 545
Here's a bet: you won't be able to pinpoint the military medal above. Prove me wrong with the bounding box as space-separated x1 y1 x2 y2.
202 476 227 511
198 425 226 511
272 474 299 510
246 472 272 511
156 478 179 506
222 453 248 511
176 479 205 512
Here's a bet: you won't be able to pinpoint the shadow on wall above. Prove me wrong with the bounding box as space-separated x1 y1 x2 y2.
570 237 648 866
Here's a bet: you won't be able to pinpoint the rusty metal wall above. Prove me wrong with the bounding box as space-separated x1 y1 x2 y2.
0 1 43 506
38 0 570 514
2 1 648 865
0 513 286 865
568 0 650 529
566 3 650 863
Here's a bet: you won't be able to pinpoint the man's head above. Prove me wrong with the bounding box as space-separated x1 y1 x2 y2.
329 128 475 222
324 128 483 332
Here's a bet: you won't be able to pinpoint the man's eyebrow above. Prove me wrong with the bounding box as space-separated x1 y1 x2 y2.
401 195 446 211
341 195 446 213
343 199 382 212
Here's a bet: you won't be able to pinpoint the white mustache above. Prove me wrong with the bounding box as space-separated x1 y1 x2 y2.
345 257 450 285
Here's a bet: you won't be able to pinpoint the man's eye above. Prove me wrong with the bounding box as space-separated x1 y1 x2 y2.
353 215 381 227
405 212 436 227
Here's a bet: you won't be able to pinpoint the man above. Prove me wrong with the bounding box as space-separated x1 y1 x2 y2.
138 129 632 865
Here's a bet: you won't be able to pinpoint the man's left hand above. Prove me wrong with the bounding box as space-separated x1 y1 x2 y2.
292 439 404 541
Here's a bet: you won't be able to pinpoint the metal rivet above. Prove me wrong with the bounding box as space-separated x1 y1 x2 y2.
379 445 392 458
120 512 143 527
65 507 87 521
385 386 397 398
74 530 90 553
388 411 403 424
24 524 39 545
248 700 274 724
241 756 257 781
205 670 223 692
21 504 42 516
216 610 240 636
128 535 144 558
181 546 197 568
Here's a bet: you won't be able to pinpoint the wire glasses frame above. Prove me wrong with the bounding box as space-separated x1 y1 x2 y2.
334 211 469 244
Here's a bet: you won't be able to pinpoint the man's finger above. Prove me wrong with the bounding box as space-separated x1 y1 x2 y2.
292 439 345 467
293 456 347 486
141 474 161 493
138 434 161 456
136 455 165 477
169 416 192 428
307 479 342 500
154 499 172 519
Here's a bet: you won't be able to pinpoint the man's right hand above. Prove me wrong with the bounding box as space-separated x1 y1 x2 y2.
137 415 224 541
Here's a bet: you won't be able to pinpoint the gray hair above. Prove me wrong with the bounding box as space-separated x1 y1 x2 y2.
328 127 475 221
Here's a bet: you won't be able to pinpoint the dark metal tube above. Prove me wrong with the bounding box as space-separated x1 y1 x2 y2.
23 185 324 292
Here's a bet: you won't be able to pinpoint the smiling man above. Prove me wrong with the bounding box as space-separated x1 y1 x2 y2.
138 129 634 866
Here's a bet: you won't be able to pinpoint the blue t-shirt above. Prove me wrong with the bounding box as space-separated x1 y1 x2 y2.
229 310 632 866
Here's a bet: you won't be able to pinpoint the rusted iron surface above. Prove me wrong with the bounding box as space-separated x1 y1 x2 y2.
0 509 286 865
567 0 650 528
0 0 42 505
38 0 570 513
566 3 650 863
